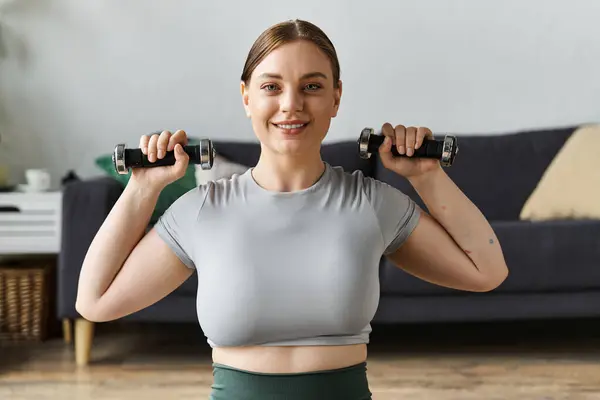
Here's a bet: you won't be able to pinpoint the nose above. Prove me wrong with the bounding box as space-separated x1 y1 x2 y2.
280 89 304 113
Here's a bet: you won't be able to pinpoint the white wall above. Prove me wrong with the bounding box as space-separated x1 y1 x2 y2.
0 0 598 187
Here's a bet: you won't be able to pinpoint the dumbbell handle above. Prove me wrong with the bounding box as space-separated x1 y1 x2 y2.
125 146 201 168
357 127 459 167
369 135 443 158
112 139 215 174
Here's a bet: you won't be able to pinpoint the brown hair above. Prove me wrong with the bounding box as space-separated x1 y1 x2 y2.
240 19 341 88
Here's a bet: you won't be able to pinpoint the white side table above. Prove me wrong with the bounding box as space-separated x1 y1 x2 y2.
0 191 62 255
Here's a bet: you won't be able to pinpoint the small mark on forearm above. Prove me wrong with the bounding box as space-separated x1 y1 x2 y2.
441 205 447 210
465 250 472 254
489 238 494 244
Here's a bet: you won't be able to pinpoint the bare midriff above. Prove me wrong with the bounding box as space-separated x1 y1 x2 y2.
212 343 367 373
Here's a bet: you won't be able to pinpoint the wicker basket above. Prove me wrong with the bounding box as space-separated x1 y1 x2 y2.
0 257 55 342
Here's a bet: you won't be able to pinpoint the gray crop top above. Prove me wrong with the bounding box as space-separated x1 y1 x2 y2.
154 162 420 348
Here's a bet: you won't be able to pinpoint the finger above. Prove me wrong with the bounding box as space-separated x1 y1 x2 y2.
147 133 160 163
172 143 190 176
394 125 406 155
416 127 432 149
168 129 188 151
378 136 396 170
379 123 395 155
378 134 393 154
139 135 150 155
416 127 433 149
381 123 394 142
157 130 171 159
377 124 395 167
405 126 417 156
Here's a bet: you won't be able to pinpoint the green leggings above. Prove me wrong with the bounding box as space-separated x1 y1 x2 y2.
209 361 372 400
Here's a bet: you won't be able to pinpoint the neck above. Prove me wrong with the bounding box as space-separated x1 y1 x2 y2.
251 147 325 192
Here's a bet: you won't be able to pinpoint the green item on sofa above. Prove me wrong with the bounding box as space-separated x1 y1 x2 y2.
94 137 200 224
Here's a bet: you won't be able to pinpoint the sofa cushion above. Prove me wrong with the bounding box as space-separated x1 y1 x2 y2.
173 270 198 296
379 219 600 296
372 126 576 221
212 140 374 176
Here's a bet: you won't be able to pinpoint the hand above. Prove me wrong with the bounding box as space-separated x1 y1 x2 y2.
129 129 190 191
378 123 442 179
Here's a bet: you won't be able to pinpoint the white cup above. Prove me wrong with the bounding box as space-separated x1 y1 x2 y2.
25 169 51 191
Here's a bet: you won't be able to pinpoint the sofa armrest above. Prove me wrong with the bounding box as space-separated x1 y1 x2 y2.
57 176 124 319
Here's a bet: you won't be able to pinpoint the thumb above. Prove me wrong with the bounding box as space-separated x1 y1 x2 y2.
172 143 189 175
378 136 394 167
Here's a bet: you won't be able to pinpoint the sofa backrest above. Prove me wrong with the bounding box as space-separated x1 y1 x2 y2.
212 139 374 177
212 126 576 221
372 126 576 221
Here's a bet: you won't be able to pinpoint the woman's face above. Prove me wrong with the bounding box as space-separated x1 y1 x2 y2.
241 40 342 157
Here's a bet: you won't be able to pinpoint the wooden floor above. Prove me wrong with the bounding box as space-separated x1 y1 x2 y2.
2 318 600 399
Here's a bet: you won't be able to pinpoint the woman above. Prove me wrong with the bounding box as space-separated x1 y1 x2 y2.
76 19 508 399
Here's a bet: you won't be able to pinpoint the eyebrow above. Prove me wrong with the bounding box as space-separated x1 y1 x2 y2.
257 72 329 80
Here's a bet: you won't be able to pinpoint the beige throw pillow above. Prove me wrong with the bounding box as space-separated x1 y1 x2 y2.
520 124 600 221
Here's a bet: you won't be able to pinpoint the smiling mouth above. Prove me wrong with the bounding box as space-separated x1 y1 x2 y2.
272 122 309 129
271 122 310 136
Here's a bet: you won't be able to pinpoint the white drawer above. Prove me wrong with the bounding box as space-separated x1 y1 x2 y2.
0 192 62 254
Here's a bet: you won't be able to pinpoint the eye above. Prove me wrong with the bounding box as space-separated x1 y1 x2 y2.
305 83 322 91
261 83 279 92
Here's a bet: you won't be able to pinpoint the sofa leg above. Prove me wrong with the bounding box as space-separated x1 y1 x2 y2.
62 318 72 344
75 318 94 366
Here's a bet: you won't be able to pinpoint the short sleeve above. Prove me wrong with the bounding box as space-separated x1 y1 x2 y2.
153 184 210 269
362 174 421 255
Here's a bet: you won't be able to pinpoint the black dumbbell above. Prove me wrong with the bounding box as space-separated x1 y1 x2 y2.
112 138 215 175
357 127 459 167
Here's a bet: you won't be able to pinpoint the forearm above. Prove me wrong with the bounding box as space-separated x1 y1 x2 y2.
76 179 161 309
408 167 508 281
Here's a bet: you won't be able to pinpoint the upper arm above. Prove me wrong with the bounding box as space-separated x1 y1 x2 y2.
361 173 493 292
83 185 209 322
386 207 493 292
89 228 194 322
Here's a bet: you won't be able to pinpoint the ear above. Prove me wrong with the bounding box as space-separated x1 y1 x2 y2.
331 80 343 118
240 81 251 118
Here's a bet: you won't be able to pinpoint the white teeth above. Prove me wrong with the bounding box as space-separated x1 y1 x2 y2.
277 123 305 129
